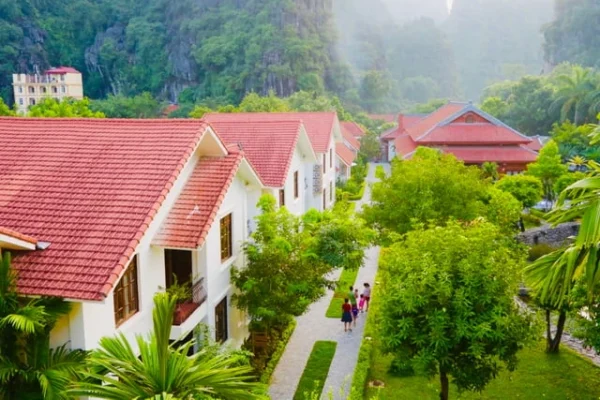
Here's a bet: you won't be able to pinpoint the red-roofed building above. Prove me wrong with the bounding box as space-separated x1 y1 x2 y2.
203 119 317 217
0 118 264 350
341 121 366 138
13 67 83 114
382 102 539 172
204 112 343 211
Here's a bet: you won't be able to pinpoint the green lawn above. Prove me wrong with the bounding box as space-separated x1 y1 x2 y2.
294 341 337 400
325 268 359 318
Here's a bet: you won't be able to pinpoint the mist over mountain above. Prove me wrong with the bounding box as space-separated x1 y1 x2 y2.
380 0 449 23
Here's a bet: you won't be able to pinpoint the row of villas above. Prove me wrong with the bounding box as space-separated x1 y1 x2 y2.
0 112 363 352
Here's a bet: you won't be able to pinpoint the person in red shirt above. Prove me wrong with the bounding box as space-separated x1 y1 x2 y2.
341 298 353 332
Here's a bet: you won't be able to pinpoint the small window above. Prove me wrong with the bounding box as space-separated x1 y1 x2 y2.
17 86 23 94
41 87 47 94
16 75 21 82
465 114 475 124
29 98 35 106
215 297 228 343
113 256 139 326
61 85 66 93
28 86 34 94
323 190 327 209
52 86 58 94
220 214 232 262
330 149 333 168
18 98 23 105
322 154 326 173
279 189 285 207
294 171 299 199
60 75 65 82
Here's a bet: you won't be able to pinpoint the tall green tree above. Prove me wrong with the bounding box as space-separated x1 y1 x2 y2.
72 293 264 399
496 175 543 209
379 221 534 400
28 98 105 118
550 66 600 125
0 252 86 400
526 140 568 202
90 93 164 118
0 98 15 116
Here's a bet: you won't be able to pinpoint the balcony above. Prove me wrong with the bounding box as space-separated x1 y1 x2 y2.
173 278 207 325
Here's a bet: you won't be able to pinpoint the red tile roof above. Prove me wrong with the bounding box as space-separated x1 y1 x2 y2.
394 135 417 156
341 121 366 138
419 124 531 145
380 114 425 141
525 136 546 151
205 120 303 187
406 103 467 140
435 146 539 164
0 118 209 300
204 112 337 153
0 226 37 245
336 143 356 166
341 125 361 150
45 66 80 74
153 150 245 249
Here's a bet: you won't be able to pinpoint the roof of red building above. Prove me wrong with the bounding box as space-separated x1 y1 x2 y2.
45 66 80 74
381 114 426 141
419 124 531 145
405 102 467 140
204 112 337 153
336 143 356 166
434 146 539 164
0 226 38 245
153 150 245 249
394 135 418 156
341 125 361 150
525 135 547 151
0 118 210 300
205 120 305 187
341 121 366 138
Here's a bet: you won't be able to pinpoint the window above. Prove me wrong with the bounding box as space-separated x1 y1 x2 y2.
52 86 58 94
18 98 23 105
465 114 475 124
114 256 139 326
294 171 299 199
322 154 326 173
330 182 333 202
323 190 327 209
220 214 232 262
28 86 34 94
41 87 47 94
215 297 228 343
330 149 333 168
60 75 65 82
29 99 35 106
279 189 285 207
17 86 23 94
61 86 66 93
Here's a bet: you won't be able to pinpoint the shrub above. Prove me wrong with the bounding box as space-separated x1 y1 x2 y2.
388 357 415 377
258 319 297 383
528 244 557 262
522 213 542 228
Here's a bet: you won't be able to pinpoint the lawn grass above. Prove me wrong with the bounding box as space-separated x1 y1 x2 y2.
293 340 337 400
325 268 359 318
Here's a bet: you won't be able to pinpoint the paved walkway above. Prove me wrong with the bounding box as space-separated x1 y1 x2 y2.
269 163 389 400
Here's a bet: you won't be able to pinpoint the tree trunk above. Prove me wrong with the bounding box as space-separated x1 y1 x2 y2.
439 367 449 400
519 216 525 233
546 309 567 353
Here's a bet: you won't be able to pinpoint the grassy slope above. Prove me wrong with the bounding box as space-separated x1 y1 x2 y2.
325 268 359 318
294 341 338 400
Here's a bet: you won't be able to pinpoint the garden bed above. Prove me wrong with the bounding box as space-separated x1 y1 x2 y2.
293 340 337 400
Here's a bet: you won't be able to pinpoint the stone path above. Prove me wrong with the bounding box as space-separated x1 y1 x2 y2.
268 163 389 400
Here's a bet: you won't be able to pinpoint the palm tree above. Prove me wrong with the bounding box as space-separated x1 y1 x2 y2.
568 155 587 172
0 252 86 400
550 66 600 125
72 293 265 400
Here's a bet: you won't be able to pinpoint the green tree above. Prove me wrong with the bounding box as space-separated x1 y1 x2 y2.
480 162 499 181
409 98 447 114
362 148 489 236
358 132 382 161
480 187 523 234
0 98 15 116
0 252 86 399
238 91 290 113
496 175 543 208
72 293 263 399
91 93 164 118
379 221 534 400
359 70 395 113
526 140 567 202
232 195 371 332
28 98 105 118
550 66 600 125
189 105 214 119
554 171 587 195
480 97 509 119
551 121 600 161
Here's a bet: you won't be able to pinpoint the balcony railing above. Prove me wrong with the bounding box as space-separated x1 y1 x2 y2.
172 278 207 326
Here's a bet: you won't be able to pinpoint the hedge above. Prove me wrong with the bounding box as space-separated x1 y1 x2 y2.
347 180 367 201
259 319 297 384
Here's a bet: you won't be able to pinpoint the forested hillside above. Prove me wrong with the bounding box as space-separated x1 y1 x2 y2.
544 0 600 68
0 0 340 104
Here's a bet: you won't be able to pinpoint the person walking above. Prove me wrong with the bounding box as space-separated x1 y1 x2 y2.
341 298 353 332
348 286 357 327
363 283 371 311
359 294 366 313
352 288 360 324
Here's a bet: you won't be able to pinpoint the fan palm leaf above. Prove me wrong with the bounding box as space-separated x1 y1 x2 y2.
72 293 265 400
